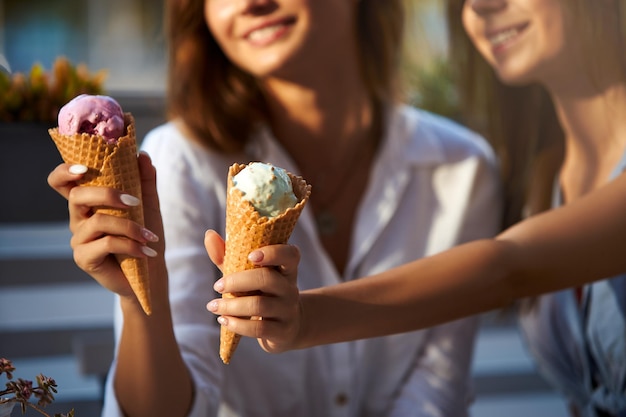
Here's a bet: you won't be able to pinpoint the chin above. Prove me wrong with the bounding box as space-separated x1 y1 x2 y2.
492 65 537 87
244 61 285 79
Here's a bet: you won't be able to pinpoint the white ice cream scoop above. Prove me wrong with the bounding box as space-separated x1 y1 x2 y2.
232 162 298 217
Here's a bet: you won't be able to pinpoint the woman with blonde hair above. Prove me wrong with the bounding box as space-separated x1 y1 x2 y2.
48 0 502 416
208 1 626 415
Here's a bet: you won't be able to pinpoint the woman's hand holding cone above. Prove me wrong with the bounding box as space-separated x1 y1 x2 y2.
47 153 163 310
205 231 304 355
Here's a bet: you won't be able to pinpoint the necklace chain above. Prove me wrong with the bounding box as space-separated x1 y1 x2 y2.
311 135 376 236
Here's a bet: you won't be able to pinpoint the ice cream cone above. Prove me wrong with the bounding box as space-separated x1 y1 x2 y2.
48 114 152 315
220 163 311 364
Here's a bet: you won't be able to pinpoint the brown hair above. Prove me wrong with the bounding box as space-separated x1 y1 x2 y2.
165 0 406 154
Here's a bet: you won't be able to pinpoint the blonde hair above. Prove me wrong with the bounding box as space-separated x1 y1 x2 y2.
446 0 626 227
446 0 565 228
446 0 626 314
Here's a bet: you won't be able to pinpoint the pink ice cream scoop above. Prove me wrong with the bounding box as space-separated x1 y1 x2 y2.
58 94 125 143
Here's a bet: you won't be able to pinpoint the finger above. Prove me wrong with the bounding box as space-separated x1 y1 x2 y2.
248 244 300 278
73 226 158 262
47 163 88 199
70 212 159 250
73 237 156 295
68 186 141 212
214 315 294 354
67 186 143 230
137 152 164 231
208 291 295 319
205 229 226 272
215 267 294 296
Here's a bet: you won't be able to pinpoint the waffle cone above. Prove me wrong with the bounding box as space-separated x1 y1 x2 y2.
48 114 152 315
220 163 311 364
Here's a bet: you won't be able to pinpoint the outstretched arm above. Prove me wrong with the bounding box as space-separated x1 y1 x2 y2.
298 171 626 347
209 172 626 351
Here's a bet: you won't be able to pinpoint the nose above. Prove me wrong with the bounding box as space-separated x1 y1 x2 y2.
238 0 277 15
465 0 506 15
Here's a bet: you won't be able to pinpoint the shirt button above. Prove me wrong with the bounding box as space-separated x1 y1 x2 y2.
335 392 349 406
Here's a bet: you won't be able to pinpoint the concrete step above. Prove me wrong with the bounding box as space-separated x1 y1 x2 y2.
472 324 553 395
470 319 568 416
1 223 115 389
0 283 114 332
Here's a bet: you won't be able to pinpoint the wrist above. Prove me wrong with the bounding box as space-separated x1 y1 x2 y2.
295 292 317 350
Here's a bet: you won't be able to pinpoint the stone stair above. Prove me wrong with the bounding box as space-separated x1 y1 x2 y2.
0 222 114 416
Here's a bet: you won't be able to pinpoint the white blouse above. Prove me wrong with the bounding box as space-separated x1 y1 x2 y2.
102 105 502 417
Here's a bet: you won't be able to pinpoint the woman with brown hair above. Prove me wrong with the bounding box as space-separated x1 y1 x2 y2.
208 0 626 416
47 0 501 416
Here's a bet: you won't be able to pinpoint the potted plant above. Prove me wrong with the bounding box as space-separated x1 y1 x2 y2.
0 57 108 223
0 56 107 123
0 358 74 417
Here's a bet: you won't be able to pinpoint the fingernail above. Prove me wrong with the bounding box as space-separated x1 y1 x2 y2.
217 316 228 326
69 164 88 175
142 246 157 257
207 300 218 312
142 228 159 242
120 194 141 206
248 250 264 263
214 279 224 292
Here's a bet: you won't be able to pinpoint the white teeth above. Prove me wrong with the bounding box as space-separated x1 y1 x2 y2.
489 28 519 46
248 24 284 43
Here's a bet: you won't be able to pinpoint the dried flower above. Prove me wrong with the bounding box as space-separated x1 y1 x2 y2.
0 358 74 417
0 359 14 380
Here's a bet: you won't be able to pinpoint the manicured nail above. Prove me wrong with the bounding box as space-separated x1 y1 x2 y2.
248 250 264 263
207 300 218 312
120 194 140 206
214 279 224 292
217 316 228 325
142 228 159 242
142 246 157 257
69 164 88 175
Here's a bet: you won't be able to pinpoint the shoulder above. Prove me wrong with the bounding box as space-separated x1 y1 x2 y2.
141 121 197 162
391 105 496 165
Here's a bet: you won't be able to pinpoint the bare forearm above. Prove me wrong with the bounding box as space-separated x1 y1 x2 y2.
297 175 626 348
298 239 513 347
115 280 193 417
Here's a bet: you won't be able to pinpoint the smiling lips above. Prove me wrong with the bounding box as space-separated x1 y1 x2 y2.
245 17 295 45
248 23 286 42
488 23 529 51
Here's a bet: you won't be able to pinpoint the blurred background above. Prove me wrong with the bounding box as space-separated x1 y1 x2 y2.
1 0 166 92
0 0 569 415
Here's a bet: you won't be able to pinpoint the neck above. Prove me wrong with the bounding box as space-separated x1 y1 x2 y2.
546 68 626 199
544 49 626 155
551 82 626 159
258 49 375 161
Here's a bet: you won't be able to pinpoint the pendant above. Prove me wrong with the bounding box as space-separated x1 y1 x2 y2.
315 210 337 236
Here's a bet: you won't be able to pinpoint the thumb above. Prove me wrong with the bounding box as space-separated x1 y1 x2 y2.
205 229 226 273
138 151 164 248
